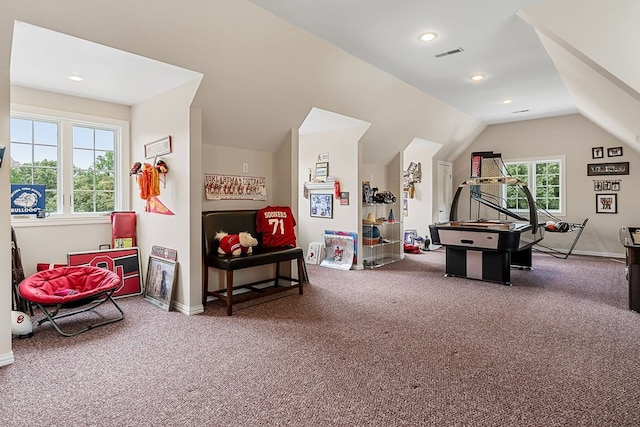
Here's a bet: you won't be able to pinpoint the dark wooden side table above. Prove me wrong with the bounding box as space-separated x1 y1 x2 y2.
620 226 640 312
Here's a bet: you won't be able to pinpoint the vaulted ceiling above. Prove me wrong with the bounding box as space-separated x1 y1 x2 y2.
4 0 639 165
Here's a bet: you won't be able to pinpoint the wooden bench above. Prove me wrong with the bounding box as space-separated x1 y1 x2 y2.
202 210 304 315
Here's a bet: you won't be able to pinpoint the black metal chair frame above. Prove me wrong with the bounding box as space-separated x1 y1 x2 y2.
31 289 124 337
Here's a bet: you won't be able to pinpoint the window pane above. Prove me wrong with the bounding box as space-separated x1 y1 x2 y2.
74 168 95 189
96 191 115 212
33 145 58 163
72 126 116 214
11 166 33 184
95 150 114 171
73 148 95 169
33 167 58 191
73 126 94 149
45 190 57 212
95 129 115 151
9 112 60 213
73 191 94 213
10 118 33 142
518 197 529 209
9 142 32 165
96 172 115 190
33 121 58 146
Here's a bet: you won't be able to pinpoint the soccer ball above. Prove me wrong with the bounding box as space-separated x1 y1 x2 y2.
11 311 33 338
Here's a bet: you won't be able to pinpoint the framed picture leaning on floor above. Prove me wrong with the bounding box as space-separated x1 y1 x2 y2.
144 256 178 311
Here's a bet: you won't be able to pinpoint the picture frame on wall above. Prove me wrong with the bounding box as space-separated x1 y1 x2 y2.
144 256 178 311
144 136 172 159
595 193 617 214
607 147 623 157
310 193 333 218
587 162 629 176
592 146 604 159
315 162 328 182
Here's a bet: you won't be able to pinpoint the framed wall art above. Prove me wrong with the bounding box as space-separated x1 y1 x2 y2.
595 193 617 214
144 136 172 159
204 173 267 201
587 162 629 176
592 147 604 159
144 256 178 311
404 229 417 245
315 162 328 182
310 193 333 218
607 147 623 157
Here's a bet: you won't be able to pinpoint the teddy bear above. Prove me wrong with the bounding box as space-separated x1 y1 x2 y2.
215 231 258 256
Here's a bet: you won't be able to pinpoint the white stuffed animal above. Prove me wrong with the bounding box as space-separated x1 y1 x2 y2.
216 231 258 256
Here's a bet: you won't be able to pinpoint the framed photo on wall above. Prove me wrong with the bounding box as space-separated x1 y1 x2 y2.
595 193 617 214
315 162 328 182
587 162 629 176
144 256 178 310
607 147 623 157
310 193 333 218
592 147 604 159
144 136 172 159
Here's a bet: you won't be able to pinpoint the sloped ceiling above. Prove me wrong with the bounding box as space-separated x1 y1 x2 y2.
2 0 483 166
519 0 640 152
3 0 638 165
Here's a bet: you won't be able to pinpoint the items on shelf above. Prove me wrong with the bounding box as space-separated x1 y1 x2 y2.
361 203 402 268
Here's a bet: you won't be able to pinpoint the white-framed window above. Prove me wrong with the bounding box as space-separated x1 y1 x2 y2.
503 156 565 215
10 105 130 223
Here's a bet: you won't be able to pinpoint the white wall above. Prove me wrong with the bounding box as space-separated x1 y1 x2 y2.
403 139 442 238
201 143 276 292
202 145 274 211
298 126 367 266
360 163 387 193
274 130 294 208
189 107 203 309
131 77 202 314
0 65 12 367
452 114 636 257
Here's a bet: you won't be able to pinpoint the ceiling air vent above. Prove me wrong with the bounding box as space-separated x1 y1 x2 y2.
435 48 464 58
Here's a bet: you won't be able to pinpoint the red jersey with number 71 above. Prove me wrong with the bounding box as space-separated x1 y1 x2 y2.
256 206 297 247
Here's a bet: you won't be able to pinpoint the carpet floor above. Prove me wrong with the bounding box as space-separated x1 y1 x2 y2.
2 250 639 426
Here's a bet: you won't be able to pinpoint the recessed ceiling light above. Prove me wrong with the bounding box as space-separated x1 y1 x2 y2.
67 75 83 82
502 99 513 104
418 32 438 42
470 74 486 82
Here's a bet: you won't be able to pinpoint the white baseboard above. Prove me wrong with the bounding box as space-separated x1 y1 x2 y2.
569 249 624 259
172 301 204 316
0 351 15 367
538 248 625 259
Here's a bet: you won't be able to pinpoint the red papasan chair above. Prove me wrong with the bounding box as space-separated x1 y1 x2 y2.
19 266 125 337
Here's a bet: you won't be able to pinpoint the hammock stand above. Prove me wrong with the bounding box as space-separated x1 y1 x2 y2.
534 218 589 259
